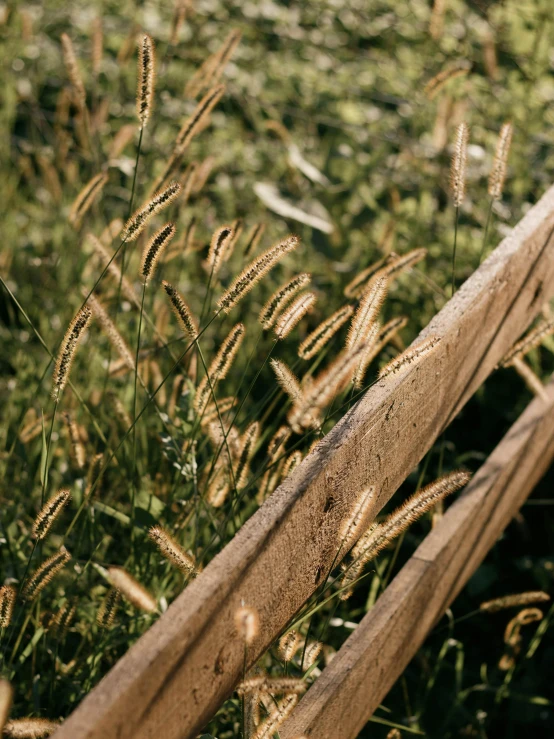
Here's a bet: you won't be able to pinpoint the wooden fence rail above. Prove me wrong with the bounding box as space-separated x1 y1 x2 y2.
280 372 554 738
54 184 554 739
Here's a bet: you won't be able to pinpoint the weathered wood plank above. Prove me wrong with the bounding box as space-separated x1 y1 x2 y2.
280 374 554 739
55 186 554 739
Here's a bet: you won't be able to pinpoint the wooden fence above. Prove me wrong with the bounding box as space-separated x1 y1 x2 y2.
54 183 554 739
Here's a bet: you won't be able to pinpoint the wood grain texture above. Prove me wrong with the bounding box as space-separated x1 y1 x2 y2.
280 373 554 739
55 186 554 739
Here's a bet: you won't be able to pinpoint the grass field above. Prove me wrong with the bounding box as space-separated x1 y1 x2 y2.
1 1 554 737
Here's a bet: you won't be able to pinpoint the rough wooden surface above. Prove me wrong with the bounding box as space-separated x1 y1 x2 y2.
55 185 554 739
280 373 554 739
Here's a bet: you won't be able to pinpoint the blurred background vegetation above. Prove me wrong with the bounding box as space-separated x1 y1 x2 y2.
1 0 554 737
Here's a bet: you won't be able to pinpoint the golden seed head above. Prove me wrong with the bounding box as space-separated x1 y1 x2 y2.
382 248 428 280
32 489 71 540
353 471 471 565
259 273 311 330
206 225 234 276
0 585 16 628
480 591 550 613
424 59 471 100
238 676 306 697
270 359 303 405
3 717 60 738
280 450 303 481
288 342 368 432
60 32 85 108
108 567 157 613
162 281 198 339
244 222 266 258
450 122 469 207
62 412 86 469
302 640 322 668
141 223 176 282
251 694 298 739
429 0 446 39
176 85 225 153
488 122 513 201
49 600 77 636
351 321 381 389
96 588 120 629
339 486 376 552
379 335 441 380
68 173 108 229
267 426 292 460
278 630 301 662
218 235 300 314
148 525 197 575
137 34 155 127
499 318 554 368
235 605 259 645
52 306 92 399
186 30 240 98
23 548 71 601
346 276 387 351
193 323 245 415
86 292 136 370
234 421 260 490
121 182 181 242
299 304 354 360
344 255 393 299
274 291 317 340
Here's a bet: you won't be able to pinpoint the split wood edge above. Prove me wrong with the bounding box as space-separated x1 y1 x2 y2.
55 185 554 739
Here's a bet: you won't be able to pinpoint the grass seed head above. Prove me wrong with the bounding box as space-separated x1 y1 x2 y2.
61 33 85 109
141 223 176 282
259 273 311 330
299 304 354 360
488 122 513 201
193 323 245 415
96 588 120 629
137 34 155 128
218 235 299 314
379 335 441 380
278 630 301 662
0 585 16 628
480 591 550 613
3 717 60 738
206 224 234 276
86 292 136 370
148 526 197 575
52 306 92 398
108 567 157 613
162 281 198 339
251 694 298 739
270 359 303 405
121 182 181 241
353 471 471 564
346 275 387 351
32 489 71 540
450 122 469 207
23 548 71 601
274 291 317 340
68 173 108 229
235 605 260 645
